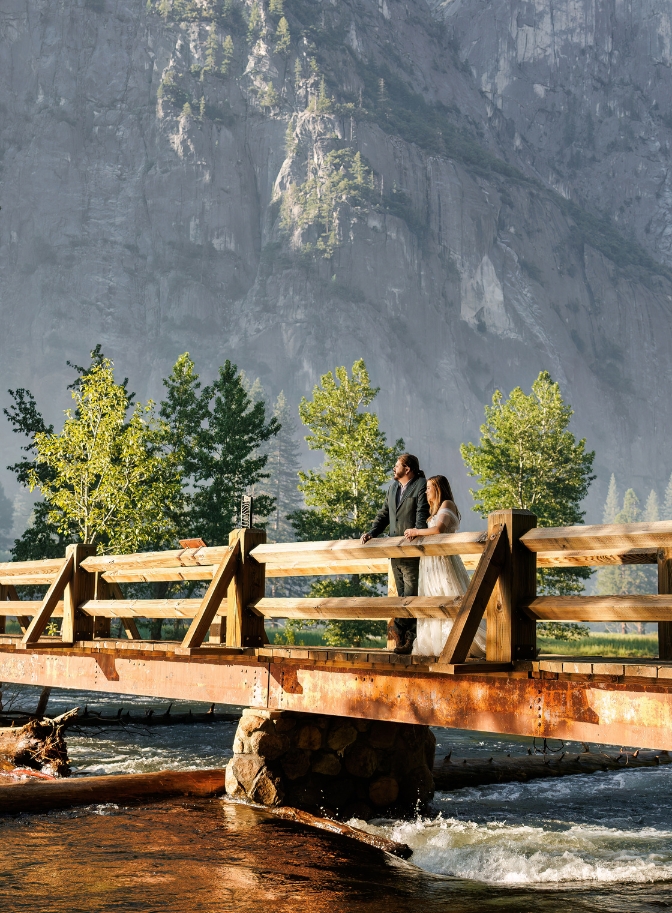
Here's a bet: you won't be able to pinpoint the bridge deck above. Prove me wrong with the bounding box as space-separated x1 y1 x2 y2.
1 639 671 751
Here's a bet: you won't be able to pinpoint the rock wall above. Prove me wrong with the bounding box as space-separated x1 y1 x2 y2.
225 708 436 819
2 0 672 528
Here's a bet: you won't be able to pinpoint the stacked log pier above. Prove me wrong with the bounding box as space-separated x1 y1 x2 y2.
225 709 436 820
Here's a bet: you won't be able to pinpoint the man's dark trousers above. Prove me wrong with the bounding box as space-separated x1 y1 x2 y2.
391 558 419 637
367 475 430 641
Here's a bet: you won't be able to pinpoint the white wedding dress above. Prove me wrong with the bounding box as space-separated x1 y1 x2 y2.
412 507 487 658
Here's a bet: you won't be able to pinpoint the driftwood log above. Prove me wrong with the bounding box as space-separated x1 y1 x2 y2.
0 768 227 815
0 709 78 777
0 704 238 729
266 805 412 858
433 748 671 790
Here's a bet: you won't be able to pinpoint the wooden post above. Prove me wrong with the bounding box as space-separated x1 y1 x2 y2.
658 548 672 660
208 620 225 644
226 528 266 649
486 509 537 663
62 544 96 644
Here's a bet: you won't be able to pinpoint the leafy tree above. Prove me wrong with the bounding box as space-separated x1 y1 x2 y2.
461 371 595 595
27 359 180 553
288 359 402 646
275 16 290 54
160 354 280 546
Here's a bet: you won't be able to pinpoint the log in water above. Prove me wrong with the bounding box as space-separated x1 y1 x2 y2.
433 748 671 790
0 768 227 814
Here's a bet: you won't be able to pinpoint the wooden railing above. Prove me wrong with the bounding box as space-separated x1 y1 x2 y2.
1 509 671 664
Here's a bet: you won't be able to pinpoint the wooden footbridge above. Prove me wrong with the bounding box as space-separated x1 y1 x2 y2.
1 509 672 749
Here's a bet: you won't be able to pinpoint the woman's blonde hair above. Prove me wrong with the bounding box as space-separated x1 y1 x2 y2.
427 475 460 520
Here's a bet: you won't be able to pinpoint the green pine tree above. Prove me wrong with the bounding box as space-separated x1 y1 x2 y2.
221 35 234 75
596 489 653 608
603 474 620 523
160 354 280 546
269 0 283 15
275 16 290 54
205 23 219 72
461 370 595 595
663 473 672 520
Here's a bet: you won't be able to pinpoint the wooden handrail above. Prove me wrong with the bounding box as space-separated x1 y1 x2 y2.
252 596 462 620
523 595 672 622
250 532 488 564
521 520 672 553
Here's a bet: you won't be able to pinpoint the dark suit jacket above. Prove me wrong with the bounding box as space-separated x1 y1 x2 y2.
367 475 429 538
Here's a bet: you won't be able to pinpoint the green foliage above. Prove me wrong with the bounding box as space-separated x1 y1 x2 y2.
596 485 657 596
268 0 283 15
221 35 234 75
286 578 386 647
160 354 280 546
247 2 261 42
536 622 590 641
275 16 290 54
0 483 13 559
280 147 376 257
259 82 279 108
461 371 595 595
204 23 219 72
27 359 180 553
290 359 402 541
265 391 303 543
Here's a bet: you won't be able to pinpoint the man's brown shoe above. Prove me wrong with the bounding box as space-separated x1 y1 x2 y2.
394 632 415 655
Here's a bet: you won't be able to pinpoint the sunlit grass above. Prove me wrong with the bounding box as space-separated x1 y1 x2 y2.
538 632 659 658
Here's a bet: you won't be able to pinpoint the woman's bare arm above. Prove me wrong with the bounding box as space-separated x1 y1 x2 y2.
404 502 457 540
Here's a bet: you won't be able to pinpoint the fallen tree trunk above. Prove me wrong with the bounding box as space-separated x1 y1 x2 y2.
0 709 78 777
264 805 413 859
0 768 227 815
433 748 671 791
0 704 238 729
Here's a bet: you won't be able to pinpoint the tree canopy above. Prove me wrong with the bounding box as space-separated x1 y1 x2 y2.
461 370 595 595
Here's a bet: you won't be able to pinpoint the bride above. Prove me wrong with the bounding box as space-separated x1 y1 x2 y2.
404 475 486 659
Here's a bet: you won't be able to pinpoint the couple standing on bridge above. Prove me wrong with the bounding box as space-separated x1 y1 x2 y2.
360 453 487 657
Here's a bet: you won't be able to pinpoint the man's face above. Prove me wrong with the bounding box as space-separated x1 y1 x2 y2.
393 459 408 481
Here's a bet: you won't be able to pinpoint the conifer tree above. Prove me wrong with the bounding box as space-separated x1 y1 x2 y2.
275 16 290 54
645 489 660 523
160 354 280 545
221 35 234 75
269 0 283 15
205 23 219 71
663 473 672 520
603 474 619 523
596 489 653 604
266 391 303 543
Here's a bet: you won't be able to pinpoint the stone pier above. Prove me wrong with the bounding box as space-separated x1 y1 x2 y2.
225 709 435 819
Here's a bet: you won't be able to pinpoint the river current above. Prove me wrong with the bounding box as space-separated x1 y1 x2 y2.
1 686 671 912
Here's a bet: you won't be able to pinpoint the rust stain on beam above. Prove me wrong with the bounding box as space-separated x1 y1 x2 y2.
0 648 268 708
267 664 672 750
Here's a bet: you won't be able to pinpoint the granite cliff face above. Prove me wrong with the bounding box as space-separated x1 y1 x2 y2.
1 0 671 530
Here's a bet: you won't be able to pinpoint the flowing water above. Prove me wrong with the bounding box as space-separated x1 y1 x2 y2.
1 685 671 912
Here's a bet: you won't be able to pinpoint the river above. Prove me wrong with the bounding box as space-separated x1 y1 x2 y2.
1 685 671 913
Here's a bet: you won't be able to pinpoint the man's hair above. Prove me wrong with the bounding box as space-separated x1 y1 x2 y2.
398 453 420 476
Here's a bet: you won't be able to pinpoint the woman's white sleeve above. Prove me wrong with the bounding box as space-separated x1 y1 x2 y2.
434 508 458 534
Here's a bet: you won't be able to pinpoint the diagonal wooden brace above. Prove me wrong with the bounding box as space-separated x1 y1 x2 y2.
20 554 74 647
437 524 507 665
179 540 240 651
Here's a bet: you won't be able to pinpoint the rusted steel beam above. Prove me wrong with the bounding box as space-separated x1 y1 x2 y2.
0 647 268 707
1 646 672 749
267 664 672 750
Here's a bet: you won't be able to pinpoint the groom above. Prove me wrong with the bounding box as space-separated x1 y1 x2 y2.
360 453 429 654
